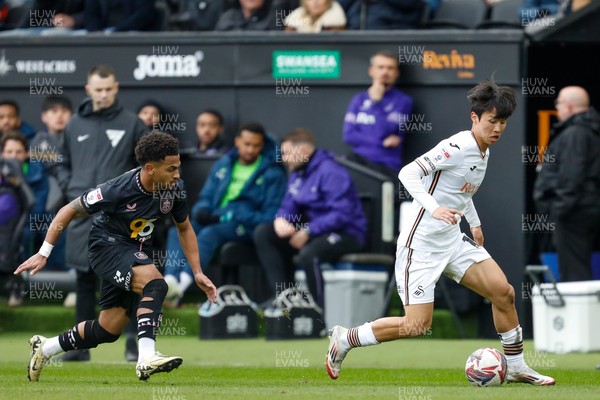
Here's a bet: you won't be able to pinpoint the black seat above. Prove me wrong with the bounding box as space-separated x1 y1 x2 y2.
425 0 488 29
477 0 523 29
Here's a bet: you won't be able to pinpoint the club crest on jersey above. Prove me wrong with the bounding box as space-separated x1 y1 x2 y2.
160 197 173 214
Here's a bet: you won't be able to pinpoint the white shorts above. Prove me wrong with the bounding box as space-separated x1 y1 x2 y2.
395 234 491 306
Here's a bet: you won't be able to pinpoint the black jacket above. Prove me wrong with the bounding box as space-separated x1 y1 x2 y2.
533 107 600 220
55 97 147 270
215 0 279 31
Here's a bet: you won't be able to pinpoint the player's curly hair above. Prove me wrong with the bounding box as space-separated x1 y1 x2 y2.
468 81 517 120
135 131 179 166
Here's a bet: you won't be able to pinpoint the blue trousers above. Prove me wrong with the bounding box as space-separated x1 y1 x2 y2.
164 221 252 279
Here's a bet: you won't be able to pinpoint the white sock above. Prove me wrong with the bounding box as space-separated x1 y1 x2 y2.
342 322 380 350
178 272 194 294
42 336 64 358
138 338 155 363
498 325 526 370
505 353 525 370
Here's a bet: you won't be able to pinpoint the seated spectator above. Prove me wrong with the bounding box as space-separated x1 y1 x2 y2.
215 0 279 30
285 0 346 32
338 0 422 29
1 131 49 255
84 0 161 32
163 122 287 306
167 0 223 31
0 99 37 141
17 0 85 30
0 156 27 307
30 96 72 269
136 99 163 131
254 128 366 311
194 109 230 155
31 95 73 150
1 131 53 305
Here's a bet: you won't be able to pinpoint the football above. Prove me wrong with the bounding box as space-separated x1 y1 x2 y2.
465 347 508 387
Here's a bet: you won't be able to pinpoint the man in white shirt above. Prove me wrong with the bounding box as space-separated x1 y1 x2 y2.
325 81 556 386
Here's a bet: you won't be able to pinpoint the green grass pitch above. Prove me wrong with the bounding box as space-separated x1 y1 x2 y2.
1 333 598 400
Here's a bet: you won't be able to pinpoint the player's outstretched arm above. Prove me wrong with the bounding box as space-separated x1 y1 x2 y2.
175 217 217 303
14 197 88 276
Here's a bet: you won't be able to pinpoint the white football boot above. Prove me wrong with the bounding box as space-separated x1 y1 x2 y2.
28 335 49 382
136 351 182 381
507 364 556 385
325 325 349 379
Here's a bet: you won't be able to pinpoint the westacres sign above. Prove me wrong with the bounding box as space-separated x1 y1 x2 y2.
0 45 234 87
0 49 76 79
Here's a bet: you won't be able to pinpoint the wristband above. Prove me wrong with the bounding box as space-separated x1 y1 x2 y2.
39 241 54 258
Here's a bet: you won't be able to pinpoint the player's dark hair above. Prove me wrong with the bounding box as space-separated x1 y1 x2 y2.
41 95 73 112
0 99 20 116
88 65 116 80
1 131 28 153
281 128 316 146
135 132 179 166
238 122 265 138
468 81 517 119
136 99 163 114
199 109 224 126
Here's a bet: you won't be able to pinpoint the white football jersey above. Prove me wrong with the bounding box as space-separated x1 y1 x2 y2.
398 130 489 251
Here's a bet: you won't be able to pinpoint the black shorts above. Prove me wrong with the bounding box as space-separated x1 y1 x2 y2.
89 235 156 318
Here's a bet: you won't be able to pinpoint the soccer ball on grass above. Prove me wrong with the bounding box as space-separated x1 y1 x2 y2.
465 347 507 387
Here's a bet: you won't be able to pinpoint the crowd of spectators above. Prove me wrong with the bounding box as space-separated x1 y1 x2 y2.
0 0 588 33
0 51 414 314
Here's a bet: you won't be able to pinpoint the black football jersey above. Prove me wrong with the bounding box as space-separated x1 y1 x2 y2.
81 168 188 247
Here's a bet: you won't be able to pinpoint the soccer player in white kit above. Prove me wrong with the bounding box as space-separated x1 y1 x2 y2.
325 81 555 385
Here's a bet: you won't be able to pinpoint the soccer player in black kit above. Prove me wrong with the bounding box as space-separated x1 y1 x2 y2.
15 132 217 382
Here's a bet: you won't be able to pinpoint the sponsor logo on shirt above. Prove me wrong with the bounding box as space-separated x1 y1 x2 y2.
460 182 480 194
106 129 125 147
423 156 436 170
85 188 103 205
355 112 376 125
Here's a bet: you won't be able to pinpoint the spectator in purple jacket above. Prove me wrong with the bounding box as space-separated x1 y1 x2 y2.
253 128 366 311
343 50 413 177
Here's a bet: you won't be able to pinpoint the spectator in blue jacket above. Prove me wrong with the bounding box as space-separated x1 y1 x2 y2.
0 99 37 142
254 128 366 311
163 122 287 304
343 50 413 177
